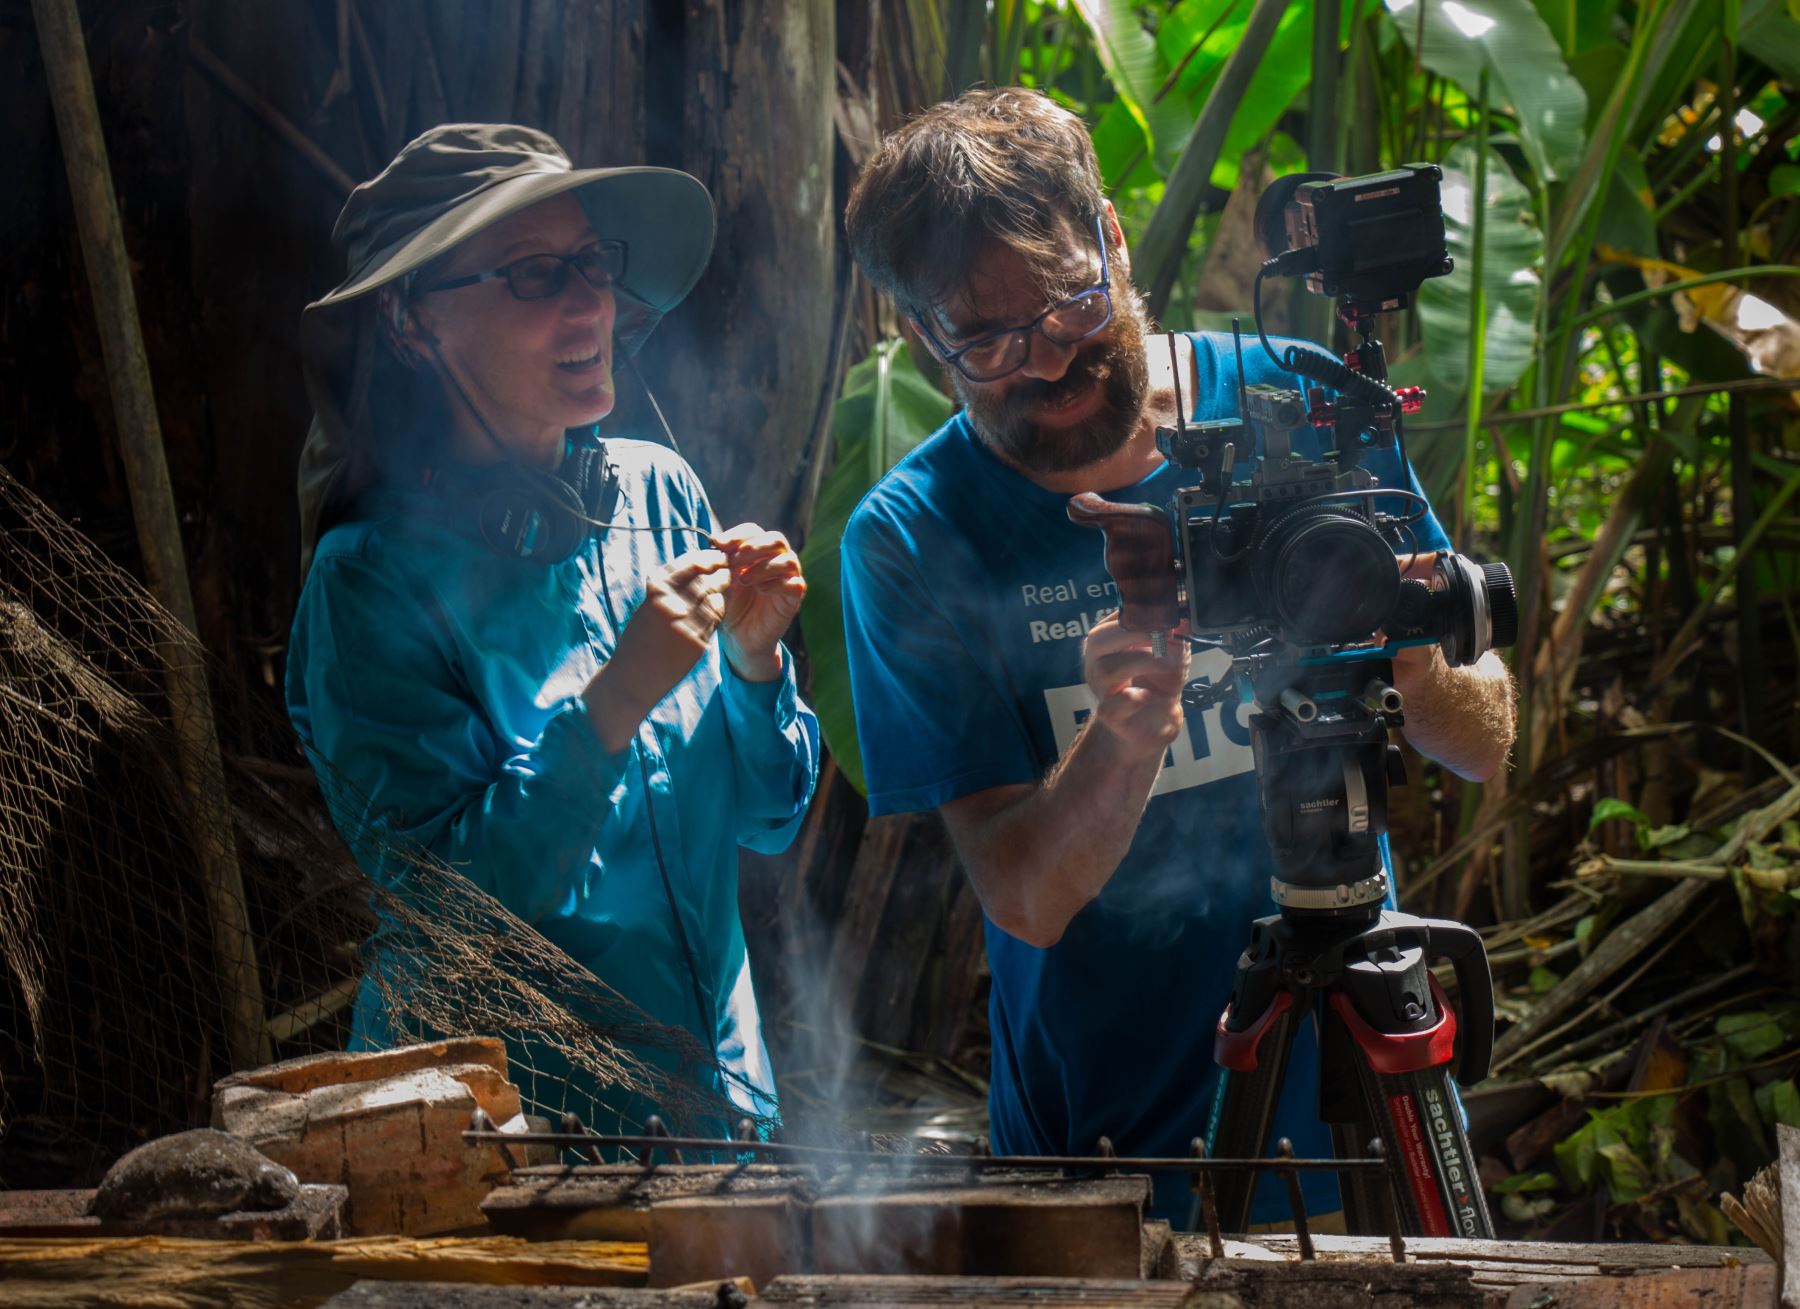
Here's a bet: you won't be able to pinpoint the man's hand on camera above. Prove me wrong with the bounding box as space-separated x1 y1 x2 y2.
1383 549 1517 780
1081 612 1191 757
584 550 736 751
1389 550 1440 683
714 522 806 683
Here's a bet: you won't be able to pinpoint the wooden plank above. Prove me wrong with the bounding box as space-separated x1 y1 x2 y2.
755 1276 1206 1307
0 1235 648 1309
1197 1258 1482 1306
809 1177 1150 1280
1781 1122 1800 1309
1247 1233 1771 1271
482 1166 810 1242
323 1284 728 1309
648 1193 809 1290
1503 1263 1777 1308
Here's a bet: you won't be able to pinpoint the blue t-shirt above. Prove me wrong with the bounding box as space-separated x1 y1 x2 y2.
839 332 1452 1223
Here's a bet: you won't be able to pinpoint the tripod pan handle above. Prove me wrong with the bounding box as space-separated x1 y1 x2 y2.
1425 918 1495 1084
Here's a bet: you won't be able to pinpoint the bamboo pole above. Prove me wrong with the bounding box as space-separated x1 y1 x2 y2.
29 0 269 1070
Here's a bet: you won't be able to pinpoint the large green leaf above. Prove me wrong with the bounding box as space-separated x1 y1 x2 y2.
1419 140 1544 397
1134 0 1290 318
1091 99 1162 191
1071 0 1194 176
1156 0 1324 191
1742 0 1800 86
1623 0 1717 145
798 340 955 796
1591 155 1657 260
1526 0 1615 54
1387 0 1588 182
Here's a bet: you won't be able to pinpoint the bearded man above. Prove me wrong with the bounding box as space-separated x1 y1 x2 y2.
837 88 1515 1226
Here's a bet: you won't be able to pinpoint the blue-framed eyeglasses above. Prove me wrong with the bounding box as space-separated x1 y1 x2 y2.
916 216 1114 383
419 240 628 302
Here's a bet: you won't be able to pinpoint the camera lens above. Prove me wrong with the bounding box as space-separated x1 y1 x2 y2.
1261 507 1399 646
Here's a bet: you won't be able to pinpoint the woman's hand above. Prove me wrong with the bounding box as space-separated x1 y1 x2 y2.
713 523 806 683
584 550 735 750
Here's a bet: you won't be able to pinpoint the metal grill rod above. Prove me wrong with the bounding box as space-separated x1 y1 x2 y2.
463 1122 1384 1174
465 1111 1407 1265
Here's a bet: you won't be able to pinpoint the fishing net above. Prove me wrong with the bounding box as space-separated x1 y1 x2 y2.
0 464 734 1185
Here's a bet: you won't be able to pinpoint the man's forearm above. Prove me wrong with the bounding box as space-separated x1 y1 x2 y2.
1394 647 1515 781
946 719 1167 948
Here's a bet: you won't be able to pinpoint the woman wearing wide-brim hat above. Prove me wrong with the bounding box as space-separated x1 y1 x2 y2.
286 123 819 1129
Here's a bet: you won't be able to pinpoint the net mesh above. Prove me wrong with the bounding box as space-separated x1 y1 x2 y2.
0 464 737 1186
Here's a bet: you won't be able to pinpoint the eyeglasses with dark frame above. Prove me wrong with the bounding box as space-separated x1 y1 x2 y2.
418 240 629 302
916 216 1114 383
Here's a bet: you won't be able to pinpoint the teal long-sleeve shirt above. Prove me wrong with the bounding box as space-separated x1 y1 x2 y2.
285 437 820 1125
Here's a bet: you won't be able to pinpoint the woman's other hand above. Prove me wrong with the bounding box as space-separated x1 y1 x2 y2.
584 550 735 750
714 523 806 683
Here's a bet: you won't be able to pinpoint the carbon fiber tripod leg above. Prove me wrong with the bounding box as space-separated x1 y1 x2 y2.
1206 999 1300 1231
1354 1059 1493 1237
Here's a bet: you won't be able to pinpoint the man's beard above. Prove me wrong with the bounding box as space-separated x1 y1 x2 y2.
959 287 1151 476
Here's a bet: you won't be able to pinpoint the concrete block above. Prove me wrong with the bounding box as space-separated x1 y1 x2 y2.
808 1175 1149 1279
646 1192 809 1290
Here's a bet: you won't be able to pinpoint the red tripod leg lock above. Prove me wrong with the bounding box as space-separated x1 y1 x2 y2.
1327 974 1459 1074
1214 990 1296 1072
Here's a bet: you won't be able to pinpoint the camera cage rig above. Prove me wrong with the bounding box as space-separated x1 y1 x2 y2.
1073 170 1513 672
1066 166 1519 1239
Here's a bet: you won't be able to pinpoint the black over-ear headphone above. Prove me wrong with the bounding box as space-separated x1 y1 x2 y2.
423 437 622 564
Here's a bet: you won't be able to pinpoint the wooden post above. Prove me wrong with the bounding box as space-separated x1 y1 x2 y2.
1780 1123 1800 1308
29 0 269 1070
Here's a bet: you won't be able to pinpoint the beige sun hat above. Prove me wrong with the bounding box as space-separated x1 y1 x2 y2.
296 123 714 569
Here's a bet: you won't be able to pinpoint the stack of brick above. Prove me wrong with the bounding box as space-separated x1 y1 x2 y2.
212 1036 549 1236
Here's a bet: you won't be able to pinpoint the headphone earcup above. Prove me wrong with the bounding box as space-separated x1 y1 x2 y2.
473 468 589 563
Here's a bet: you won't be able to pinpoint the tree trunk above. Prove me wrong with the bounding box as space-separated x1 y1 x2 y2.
648 0 837 537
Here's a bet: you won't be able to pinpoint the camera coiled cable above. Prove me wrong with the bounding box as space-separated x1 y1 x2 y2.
1252 258 1415 488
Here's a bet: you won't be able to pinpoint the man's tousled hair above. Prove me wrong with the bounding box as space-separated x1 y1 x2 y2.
845 88 1107 320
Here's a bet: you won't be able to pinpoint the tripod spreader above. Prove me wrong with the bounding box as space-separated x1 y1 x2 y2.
1207 908 1497 1237
1214 910 1494 1088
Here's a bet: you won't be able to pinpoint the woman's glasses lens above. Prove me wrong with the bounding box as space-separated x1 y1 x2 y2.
506 257 565 299
503 243 627 301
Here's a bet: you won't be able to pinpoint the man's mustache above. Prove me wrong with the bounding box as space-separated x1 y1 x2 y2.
1002 344 1117 420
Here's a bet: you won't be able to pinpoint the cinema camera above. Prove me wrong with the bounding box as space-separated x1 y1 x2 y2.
1066 165 1518 1239
1069 163 1517 897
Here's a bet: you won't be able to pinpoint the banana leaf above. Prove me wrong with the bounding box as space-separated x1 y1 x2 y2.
1419 139 1545 397
1388 0 1588 182
1742 0 1800 86
1524 0 1615 54
799 340 955 796
1155 0 1328 191
1071 0 1194 176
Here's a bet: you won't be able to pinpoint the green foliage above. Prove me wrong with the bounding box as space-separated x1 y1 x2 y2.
1071 0 1192 177
1588 797 1651 832
1418 140 1544 397
1390 0 1589 181
1155 0 1326 191
799 340 954 796
1553 1094 1677 1202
